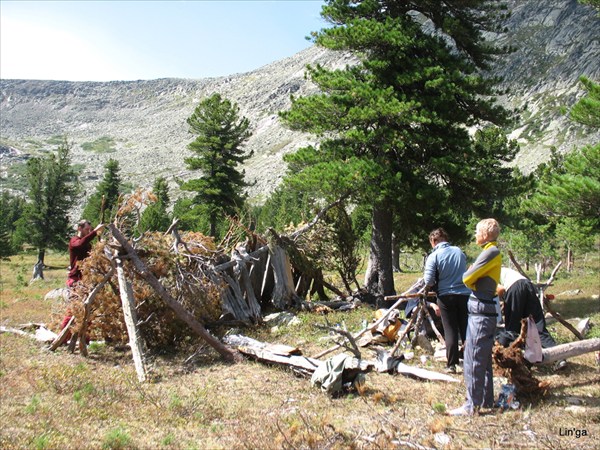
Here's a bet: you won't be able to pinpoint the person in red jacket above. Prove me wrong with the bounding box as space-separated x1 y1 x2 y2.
67 220 104 287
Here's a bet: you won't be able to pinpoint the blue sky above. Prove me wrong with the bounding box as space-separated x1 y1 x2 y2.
0 0 327 81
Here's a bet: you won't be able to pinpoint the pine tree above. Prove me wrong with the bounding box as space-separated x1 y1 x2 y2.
139 176 171 233
82 158 122 224
280 0 516 296
180 93 252 237
528 145 600 222
15 139 79 265
0 192 26 257
570 76 600 128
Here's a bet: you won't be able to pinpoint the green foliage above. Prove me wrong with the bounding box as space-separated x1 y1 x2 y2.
570 76 600 128
504 74 600 265
102 427 132 450
81 136 117 153
139 177 171 233
578 0 600 13
180 93 252 237
14 139 79 263
172 197 229 236
46 135 67 145
432 402 447 414
253 183 316 233
1 161 30 191
32 433 50 450
0 192 26 257
25 394 41 414
82 158 123 224
279 0 515 294
298 203 362 292
527 144 600 223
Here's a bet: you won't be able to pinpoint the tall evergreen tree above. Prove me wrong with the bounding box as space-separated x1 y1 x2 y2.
82 158 122 224
180 93 252 237
280 0 515 296
139 176 171 233
15 139 79 265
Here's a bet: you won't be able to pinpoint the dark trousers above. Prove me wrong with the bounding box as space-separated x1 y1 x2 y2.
498 279 557 348
437 294 469 367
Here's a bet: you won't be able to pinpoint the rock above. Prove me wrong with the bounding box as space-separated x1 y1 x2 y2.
434 433 451 446
44 288 70 303
558 289 582 296
565 405 587 415
576 318 591 336
264 312 301 328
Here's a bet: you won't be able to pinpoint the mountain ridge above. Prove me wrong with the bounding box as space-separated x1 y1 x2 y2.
1 0 598 209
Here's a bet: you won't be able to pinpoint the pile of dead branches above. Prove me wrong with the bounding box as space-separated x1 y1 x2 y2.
52 231 224 350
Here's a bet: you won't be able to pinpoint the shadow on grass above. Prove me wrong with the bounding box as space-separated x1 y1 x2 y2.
549 296 599 319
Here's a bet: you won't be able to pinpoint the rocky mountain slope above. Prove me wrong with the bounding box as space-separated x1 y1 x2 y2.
1 0 598 208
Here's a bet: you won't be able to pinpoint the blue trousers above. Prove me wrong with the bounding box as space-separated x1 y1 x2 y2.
463 297 497 411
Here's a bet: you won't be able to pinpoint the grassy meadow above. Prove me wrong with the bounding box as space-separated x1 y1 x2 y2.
1 250 599 449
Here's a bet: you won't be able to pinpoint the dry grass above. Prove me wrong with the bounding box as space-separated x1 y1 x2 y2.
1 252 599 449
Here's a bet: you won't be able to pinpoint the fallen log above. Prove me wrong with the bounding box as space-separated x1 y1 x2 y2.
396 363 460 383
543 299 585 340
1 325 57 343
538 338 600 365
224 334 321 376
109 224 240 362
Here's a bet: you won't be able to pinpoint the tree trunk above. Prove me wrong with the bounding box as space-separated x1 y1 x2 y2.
31 260 44 281
391 233 401 273
364 204 395 298
270 244 302 309
567 247 574 272
37 248 45 266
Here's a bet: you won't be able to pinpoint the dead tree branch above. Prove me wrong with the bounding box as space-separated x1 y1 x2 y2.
289 194 350 241
315 323 362 359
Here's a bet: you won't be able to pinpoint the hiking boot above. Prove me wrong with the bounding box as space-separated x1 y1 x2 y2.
447 405 474 416
553 360 567 372
445 365 457 374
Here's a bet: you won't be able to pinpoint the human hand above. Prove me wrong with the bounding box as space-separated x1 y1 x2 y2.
497 284 506 298
94 223 105 234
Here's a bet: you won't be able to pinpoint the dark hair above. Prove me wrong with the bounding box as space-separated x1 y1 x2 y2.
429 228 449 243
77 220 91 228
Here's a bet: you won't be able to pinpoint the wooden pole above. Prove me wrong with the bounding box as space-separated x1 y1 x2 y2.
115 254 148 382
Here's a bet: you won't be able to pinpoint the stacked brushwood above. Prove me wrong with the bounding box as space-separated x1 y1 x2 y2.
47 192 369 381
52 231 224 350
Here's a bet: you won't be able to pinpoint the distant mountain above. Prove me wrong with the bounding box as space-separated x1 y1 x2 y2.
1 0 598 211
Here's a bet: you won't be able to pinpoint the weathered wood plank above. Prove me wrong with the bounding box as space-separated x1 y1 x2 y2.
115 254 147 382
